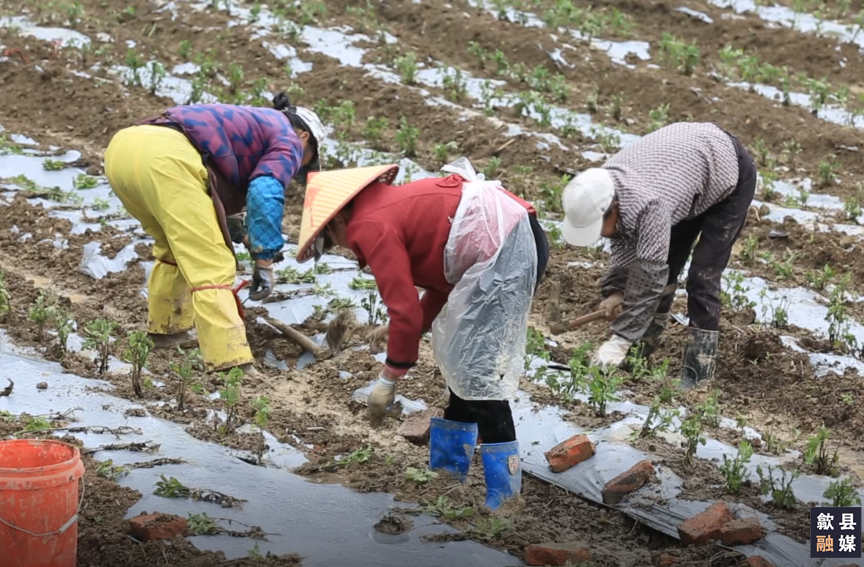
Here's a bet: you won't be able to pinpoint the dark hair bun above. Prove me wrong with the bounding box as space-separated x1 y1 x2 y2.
272 92 294 112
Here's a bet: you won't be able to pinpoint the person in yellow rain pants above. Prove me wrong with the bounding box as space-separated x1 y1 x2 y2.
104 93 325 373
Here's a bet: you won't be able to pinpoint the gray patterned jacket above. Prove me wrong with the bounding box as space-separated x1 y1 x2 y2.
599 122 739 341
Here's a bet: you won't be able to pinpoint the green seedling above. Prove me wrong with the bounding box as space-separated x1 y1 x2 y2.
806 264 835 291
720 272 755 313
395 52 418 85
124 331 153 398
155 474 245 507
423 495 474 520
482 157 502 180
170 347 203 411
586 85 600 113
804 426 839 476
248 1 261 22
124 48 145 87
91 197 111 211
841 393 855 405
276 267 316 284
73 174 98 190
659 33 700 76
405 467 439 484
52 307 73 356
844 190 862 222
396 116 418 157
760 170 778 202
361 291 388 326
826 274 852 347
609 92 625 122
217 366 244 433
350 277 377 290
28 291 56 340
253 396 270 429
0 133 23 155
637 396 678 439
479 80 502 116
758 291 790 329
0 410 13 422
608 7 633 36
0 271 10 318
472 517 512 540
432 141 459 164
538 174 571 214
82 318 117 374
21 415 52 434
647 103 670 133
442 67 468 102
148 62 166 95
313 262 333 275
680 390 722 465
740 234 759 266
178 40 192 59
753 138 770 167
227 63 244 95
818 156 839 188
97 459 130 481
587 367 622 417
362 116 388 146
467 40 487 67
188 512 220 535
772 249 796 280
247 543 265 561
590 126 621 155
524 327 551 380
824 479 862 507
42 159 66 171
236 251 251 262
757 465 799 509
720 440 753 493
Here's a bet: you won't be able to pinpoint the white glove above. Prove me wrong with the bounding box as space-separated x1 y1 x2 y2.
591 335 633 368
368 375 396 426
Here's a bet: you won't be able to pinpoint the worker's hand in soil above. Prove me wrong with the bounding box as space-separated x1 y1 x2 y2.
591 334 633 368
227 214 247 245
599 293 624 321
249 260 274 301
368 373 397 427
367 324 389 354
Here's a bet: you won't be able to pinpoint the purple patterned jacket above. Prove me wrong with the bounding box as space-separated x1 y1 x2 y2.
143 104 303 200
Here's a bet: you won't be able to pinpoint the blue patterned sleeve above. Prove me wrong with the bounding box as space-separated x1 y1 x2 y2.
246 175 285 260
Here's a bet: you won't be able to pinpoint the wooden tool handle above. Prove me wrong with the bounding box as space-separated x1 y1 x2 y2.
568 309 608 329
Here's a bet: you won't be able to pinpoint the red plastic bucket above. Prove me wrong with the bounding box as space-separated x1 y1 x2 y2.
0 439 85 567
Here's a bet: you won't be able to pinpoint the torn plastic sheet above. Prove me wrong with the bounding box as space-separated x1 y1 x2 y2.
80 241 139 279
349 374 864 567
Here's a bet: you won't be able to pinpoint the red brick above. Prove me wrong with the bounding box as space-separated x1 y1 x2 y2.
718 517 763 546
658 554 678 566
743 557 775 567
397 408 444 445
601 460 654 504
129 513 188 542
525 543 592 566
677 502 733 545
544 434 595 473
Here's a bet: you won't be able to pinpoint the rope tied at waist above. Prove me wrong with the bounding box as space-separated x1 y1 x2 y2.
191 280 250 318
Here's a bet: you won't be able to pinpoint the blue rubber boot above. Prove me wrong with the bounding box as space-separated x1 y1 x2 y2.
480 441 522 510
429 418 478 482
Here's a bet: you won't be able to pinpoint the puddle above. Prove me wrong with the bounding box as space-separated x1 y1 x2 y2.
0 345 520 566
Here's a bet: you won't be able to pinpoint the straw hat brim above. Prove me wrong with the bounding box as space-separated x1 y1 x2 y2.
295 164 400 263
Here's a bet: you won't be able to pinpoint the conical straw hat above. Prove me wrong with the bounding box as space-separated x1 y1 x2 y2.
296 164 399 263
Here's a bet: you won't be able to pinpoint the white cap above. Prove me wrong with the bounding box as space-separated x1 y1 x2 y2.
294 106 326 170
561 168 615 247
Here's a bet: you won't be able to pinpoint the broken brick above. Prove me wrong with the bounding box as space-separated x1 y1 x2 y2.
129 513 188 542
601 460 654 504
658 554 678 567
525 543 592 566
397 408 443 445
677 502 733 545
744 557 775 567
718 517 763 546
545 434 595 473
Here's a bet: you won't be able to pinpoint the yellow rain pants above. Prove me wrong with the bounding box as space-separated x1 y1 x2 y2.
104 125 253 372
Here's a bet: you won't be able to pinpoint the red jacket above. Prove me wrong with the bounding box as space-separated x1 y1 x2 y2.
346 174 535 373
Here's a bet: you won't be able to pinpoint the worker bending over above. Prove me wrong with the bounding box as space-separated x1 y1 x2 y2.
295 159 549 509
105 94 324 374
560 122 756 388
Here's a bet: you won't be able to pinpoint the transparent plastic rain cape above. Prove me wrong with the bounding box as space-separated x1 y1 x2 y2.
431 157 537 401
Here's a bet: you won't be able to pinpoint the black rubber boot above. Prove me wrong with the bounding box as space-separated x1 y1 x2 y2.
680 327 719 389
